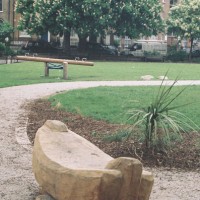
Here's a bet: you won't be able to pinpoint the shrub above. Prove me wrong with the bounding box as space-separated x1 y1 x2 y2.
166 49 188 61
0 42 5 56
4 46 16 56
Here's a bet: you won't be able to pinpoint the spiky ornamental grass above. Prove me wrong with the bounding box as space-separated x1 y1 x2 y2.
126 76 199 150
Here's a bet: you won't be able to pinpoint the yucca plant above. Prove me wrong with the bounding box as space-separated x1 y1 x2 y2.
126 75 199 149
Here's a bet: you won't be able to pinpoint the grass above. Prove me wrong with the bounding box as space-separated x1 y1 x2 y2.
49 86 200 126
0 61 200 87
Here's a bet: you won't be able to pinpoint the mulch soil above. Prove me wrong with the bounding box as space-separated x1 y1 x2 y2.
25 99 200 171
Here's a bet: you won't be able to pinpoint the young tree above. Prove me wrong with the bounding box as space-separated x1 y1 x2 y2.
0 21 14 43
167 0 200 60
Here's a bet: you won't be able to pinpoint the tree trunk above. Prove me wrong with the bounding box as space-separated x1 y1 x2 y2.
189 37 193 62
78 35 88 52
110 33 114 45
63 30 71 56
89 34 97 43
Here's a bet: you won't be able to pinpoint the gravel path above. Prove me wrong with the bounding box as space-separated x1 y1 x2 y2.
0 81 200 200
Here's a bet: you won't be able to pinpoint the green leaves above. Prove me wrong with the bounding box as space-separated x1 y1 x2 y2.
0 22 13 43
16 0 165 42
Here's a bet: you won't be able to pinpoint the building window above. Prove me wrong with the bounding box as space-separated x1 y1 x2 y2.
0 0 2 11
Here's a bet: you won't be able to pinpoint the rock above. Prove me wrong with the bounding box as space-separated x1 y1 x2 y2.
140 75 154 80
33 120 154 200
158 76 168 80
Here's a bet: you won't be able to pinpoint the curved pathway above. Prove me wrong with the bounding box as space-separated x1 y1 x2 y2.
0 81 200 200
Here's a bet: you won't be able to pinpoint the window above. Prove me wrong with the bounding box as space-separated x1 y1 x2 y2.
0 0 2 11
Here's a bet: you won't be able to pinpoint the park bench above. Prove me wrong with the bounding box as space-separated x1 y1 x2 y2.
33 120 154 200
15 56 94 80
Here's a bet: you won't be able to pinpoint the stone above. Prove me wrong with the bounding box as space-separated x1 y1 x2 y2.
158 76 169 80
33 120 154 200
140 75 154 80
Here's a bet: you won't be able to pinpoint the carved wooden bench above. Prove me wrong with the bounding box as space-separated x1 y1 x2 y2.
33 120 154 200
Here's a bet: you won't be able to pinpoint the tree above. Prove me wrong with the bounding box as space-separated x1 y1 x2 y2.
16 0 165 53
110 0 164 39
167 0 200 60
0 21 13 43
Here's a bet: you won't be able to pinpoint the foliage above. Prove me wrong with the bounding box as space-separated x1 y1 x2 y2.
103 131 129 142
0 43 16 57
0 21 13 43
112 0 164 38
113 40 120 48
0 42 5 56
16 0 165 51
126 76 199 149
166 51 188 62
4 46 16 56
167 0 200 60
166 48 188 62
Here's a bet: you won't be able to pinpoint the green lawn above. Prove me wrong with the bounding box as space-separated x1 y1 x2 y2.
0 61 200 87
49 86 200 126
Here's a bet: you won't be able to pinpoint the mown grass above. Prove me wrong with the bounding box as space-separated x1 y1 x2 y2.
49 86 200 126
0 61 200 87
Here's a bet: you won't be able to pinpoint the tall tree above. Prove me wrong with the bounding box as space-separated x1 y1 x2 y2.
16 0 165 53
167 0 200 60
110 0 164 38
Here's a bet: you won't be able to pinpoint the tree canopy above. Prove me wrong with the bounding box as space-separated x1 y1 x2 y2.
167 0 200 59
111 0 164 38
16 0 164 52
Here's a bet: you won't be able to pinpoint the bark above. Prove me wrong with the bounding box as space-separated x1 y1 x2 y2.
63 30 71 55
89 34 97 43
78 35 88 52
189 37 193 62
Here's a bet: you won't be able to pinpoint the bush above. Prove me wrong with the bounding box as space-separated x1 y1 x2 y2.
0 43 5 56
4 46 16 56
167 49 188 61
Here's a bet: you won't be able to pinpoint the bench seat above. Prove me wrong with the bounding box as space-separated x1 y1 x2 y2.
33 120 154 200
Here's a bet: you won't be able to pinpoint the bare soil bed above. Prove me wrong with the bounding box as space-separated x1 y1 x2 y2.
26 99 200 171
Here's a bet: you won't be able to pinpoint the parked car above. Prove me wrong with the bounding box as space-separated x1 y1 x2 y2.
85 42 118 56
21 40 63 54
103 45 119 55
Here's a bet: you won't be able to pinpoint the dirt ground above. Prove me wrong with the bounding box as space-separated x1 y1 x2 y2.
26 99 200 171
